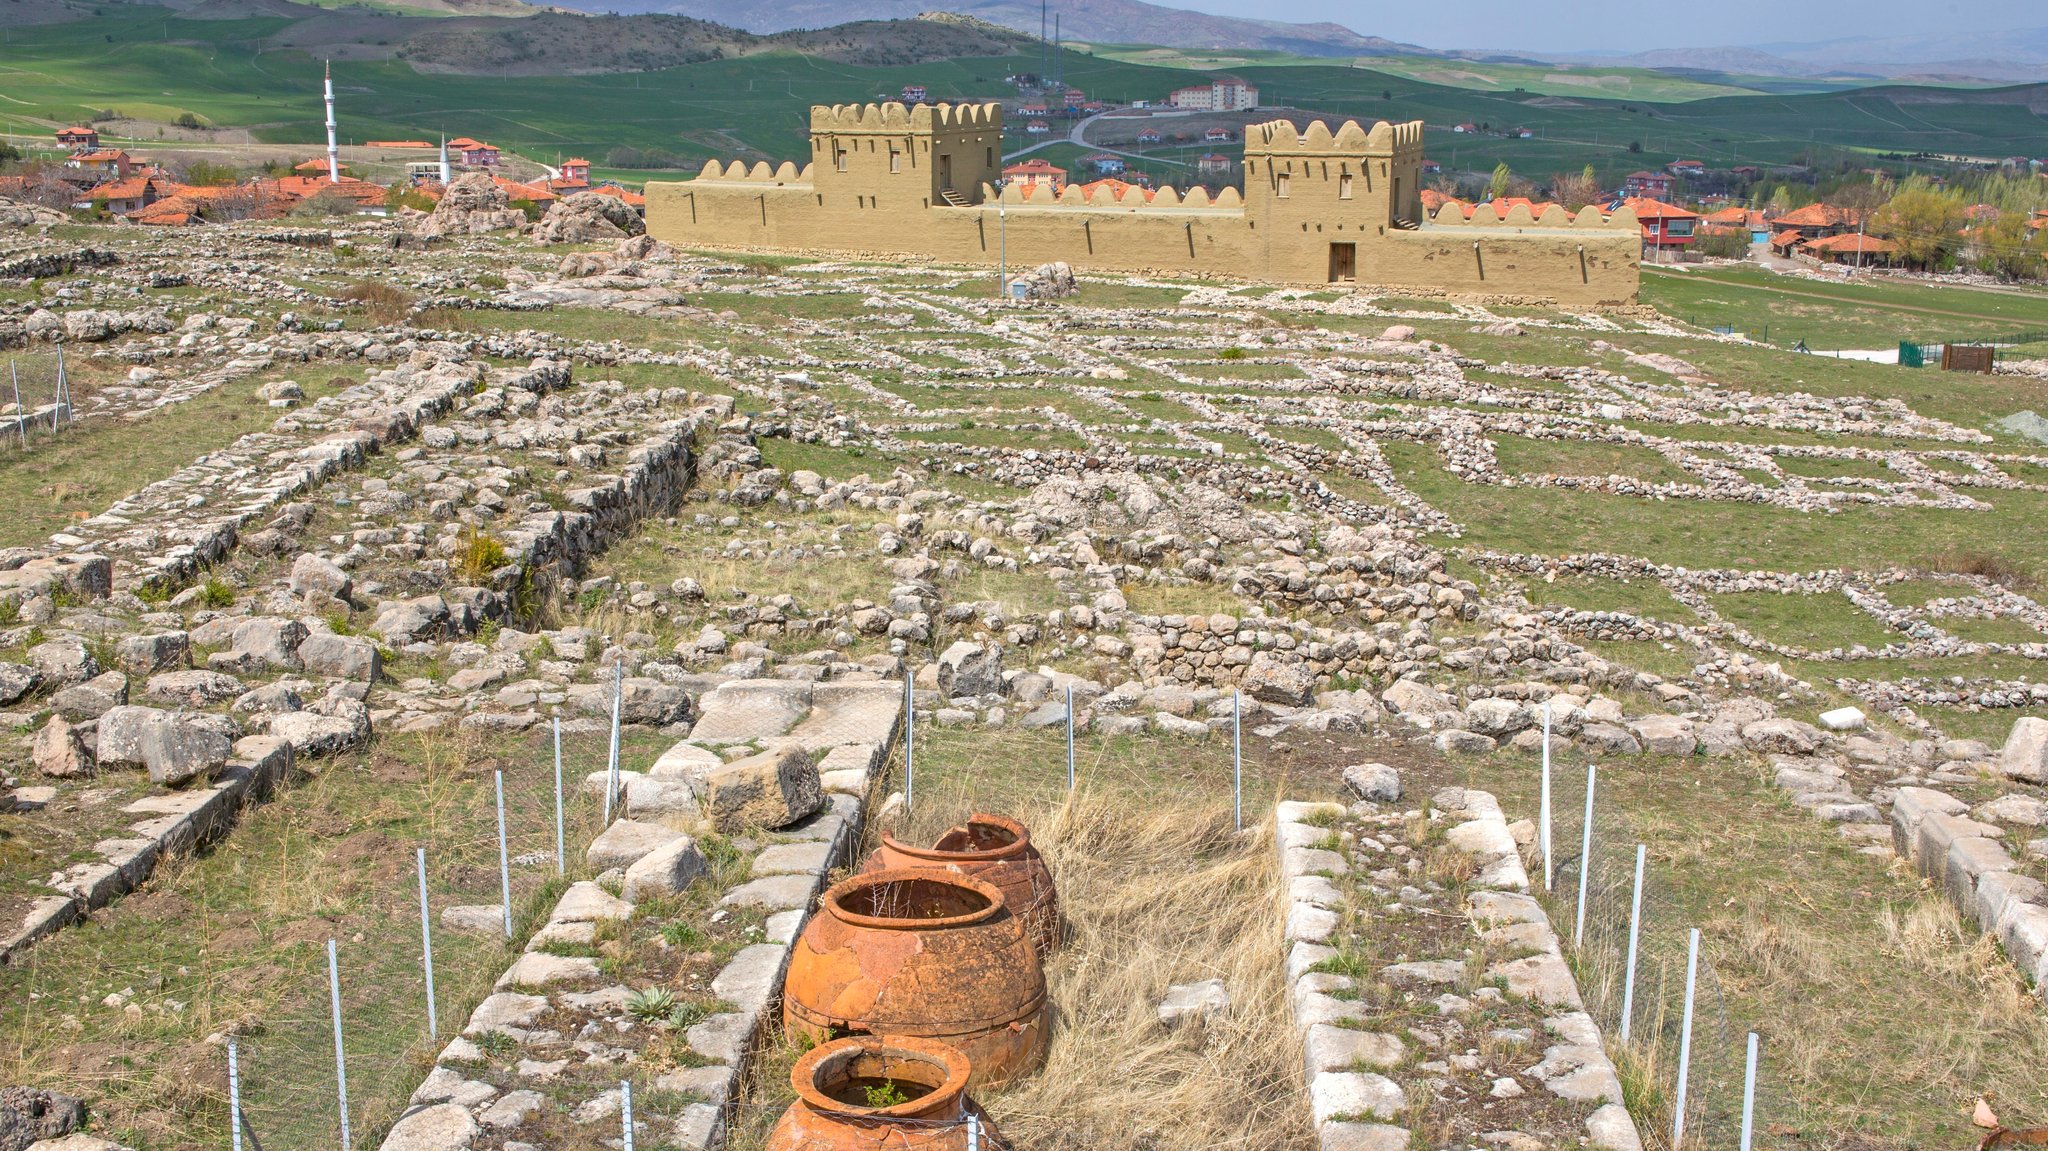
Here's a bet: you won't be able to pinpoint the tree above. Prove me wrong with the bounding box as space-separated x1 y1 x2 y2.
0 141 20 166
1550 166 1600 211
174 111 203 130
1487 162 1512 200
1870 179 1966 269
1975 211 2045 281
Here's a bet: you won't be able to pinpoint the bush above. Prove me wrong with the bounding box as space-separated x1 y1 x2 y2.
458 528 511 583
174 111 203 130
199 576 236 609
507 198 543 223
336 280 417 324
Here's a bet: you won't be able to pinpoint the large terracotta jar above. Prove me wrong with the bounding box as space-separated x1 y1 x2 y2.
865 814 1063 955
765 1036 1009 1151
784 869 1050 1087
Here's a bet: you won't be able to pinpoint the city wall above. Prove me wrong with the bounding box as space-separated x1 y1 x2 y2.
644 103 1640 305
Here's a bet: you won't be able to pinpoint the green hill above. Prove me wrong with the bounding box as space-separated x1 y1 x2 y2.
0 2 2043 184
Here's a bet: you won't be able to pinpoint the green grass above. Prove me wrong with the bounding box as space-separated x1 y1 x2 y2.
1709 590 1903 651
1515 573 1700 623
1490 435 1696 486
1643 265 2048 350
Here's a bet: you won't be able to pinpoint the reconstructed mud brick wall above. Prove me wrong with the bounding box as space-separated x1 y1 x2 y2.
645 103 1642 305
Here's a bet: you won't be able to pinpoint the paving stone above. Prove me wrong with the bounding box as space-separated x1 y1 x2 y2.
719 874 817 910
1309 1071 1406 1124
586 819 683 872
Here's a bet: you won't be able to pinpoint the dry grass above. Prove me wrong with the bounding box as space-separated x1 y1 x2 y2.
335 280 417 325
727 782 1311 1150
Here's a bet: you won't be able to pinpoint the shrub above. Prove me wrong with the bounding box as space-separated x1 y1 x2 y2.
458 528 510 584
1219 346 1246 360
174 111 203 130
624 986 676 1022
199 576 235 609
336 280 416 325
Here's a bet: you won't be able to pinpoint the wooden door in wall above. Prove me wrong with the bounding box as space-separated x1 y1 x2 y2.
939 153 953 192
1328 242 1356 283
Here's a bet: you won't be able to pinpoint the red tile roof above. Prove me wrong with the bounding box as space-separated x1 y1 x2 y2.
1003 159 1066 177
69 150 128 163
1772 202 1859 228
583 184 644 207
1803 233 1897 254
1619 196 1698 221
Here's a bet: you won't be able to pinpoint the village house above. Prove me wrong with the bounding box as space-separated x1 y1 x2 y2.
1621 196 1698 256
54 126 99 150
1195 153 1233 176
62 149 133 185
448 138 501 167
1024 120 1052 137
1168 78 1259 112
293 158 351 178
1204 127 1234 144
1730 165 1761 181
1136 129 1164 145
1667 159 1706 177
78 175 166 215
1622 170 1673 200
561 158 592 184
1086 153 1126 175
1453 123 1478 134
901 85 929 105
1767 202 1862 255
1062 88 1086 109
1701 205 1769 243
1001 158 1067 194
1798 232 1896 267
1420 159 1442 174
1509 127 1534 139
1017 103 1049 118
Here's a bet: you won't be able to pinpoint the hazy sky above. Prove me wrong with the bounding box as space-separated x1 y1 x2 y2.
1165 0 2037 54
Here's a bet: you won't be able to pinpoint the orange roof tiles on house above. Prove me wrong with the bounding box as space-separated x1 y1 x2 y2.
68 150 128 164
562 158 590 166
1803 233 1897 254
448 138 486 150
83 176 157 202
367 140 432 148
1769 229 1806 246
583 184 645 207
1772 202 1858 228
1701 206 1753 227
1619 197 1698 221
1075 178 1154 203
1002 159 1066 177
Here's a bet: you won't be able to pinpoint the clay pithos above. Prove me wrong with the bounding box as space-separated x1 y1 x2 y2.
865 814 1062 955
783 868 1050 1088
765 1035 1009 1151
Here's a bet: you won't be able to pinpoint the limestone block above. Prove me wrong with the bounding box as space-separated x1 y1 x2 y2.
704 746 822 832
622 835 708 901
1999 717 2048 783
587 819 683 872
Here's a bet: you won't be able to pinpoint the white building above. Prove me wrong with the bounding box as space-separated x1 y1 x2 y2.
1167 78 1259 112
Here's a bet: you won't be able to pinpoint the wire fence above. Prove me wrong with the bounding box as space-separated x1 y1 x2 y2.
0 350 77 455
1533 759 1778 1151
201 712 624 1151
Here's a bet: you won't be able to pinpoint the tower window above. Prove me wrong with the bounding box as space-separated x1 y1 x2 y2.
890 149 902 173
835 148 848 172
1339 174 1353 199
1276 173 1291 199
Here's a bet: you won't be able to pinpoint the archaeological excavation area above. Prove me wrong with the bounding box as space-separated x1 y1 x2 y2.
0 199 2046 1151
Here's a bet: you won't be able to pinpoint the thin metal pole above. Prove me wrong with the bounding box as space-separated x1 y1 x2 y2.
1740 1032 1760 1151
415 847 437 1041
620 1080 634 1151
495 771 512 939
326 940 351 1151
1232 691 1243 831
904 672 915 815
1620 843 1646 1044
604 659 622 824
552 717 565 877
1065 685 1074 791
228 1040 243 1151
1575 763 1596 948
56 347 68 428
1539 702 1553 891
1673 926 1701 1150
10 363 24 449
968 1112 982 1151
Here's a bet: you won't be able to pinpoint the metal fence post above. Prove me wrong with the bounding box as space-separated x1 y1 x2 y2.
1065 685 1074 791
416 847 437 1041
326 940 351 1151
904 672 914 815
495 770 513 939
1740 1031 1760 1151
1539 702 1553 891
1574 763 1596 948
1620 843 1646 1044
967 1112 981 1151
604 659 622 824
620 1080 634 1151
552 717 565 877
1232 691 1243 832
228 1039 243 1151
10 362 24 449
1673 926 1701 1149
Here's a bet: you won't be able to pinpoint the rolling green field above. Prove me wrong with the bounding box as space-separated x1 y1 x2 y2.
1641 265 2048 350
3 7 2048 182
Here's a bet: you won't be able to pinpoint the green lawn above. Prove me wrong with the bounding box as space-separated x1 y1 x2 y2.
1643 265 2048 350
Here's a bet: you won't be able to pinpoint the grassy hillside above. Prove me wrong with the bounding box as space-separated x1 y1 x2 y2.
1 4 2045 182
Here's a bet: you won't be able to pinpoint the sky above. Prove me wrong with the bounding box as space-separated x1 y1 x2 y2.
1161 0 2041 54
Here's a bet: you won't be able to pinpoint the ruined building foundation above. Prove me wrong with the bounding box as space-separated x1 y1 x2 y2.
645 103 1641 305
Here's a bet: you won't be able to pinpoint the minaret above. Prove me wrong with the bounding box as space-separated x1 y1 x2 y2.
323 61 339 183
439 134 451 186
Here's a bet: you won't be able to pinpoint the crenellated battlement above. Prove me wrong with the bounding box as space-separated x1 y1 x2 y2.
1244 118 1423 157
646 106 1639 303
1429 202 1638 230
808 101 1003 135
988 181 1245 211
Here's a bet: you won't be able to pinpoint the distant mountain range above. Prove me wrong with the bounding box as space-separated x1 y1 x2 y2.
533 0 1441 57
1547 29 2048 84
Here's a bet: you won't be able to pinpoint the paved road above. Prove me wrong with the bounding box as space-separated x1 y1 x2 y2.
1001 110 1199 168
